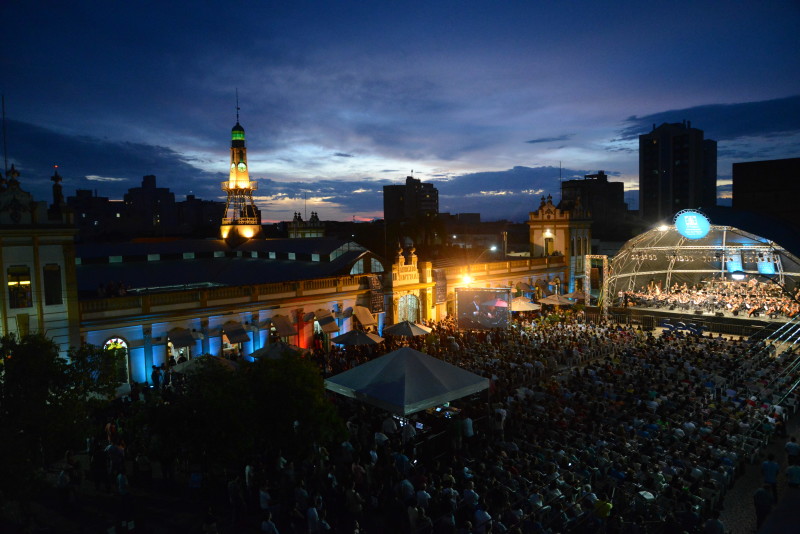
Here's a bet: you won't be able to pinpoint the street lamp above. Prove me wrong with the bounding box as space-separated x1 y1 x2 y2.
462 246 499 286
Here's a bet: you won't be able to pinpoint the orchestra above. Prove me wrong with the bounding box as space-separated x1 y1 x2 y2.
620 277 800 319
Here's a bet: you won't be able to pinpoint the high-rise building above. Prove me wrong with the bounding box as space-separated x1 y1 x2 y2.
383 176 439 222
560 171 628 240
639 121 717 223
124 174 178 232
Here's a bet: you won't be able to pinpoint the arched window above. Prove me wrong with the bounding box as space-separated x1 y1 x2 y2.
370 258 385 273
103 337 128 351
398 294 420 323
103 337 130 382
350 259 364 275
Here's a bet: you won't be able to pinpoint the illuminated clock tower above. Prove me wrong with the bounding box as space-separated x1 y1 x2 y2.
221 112 261 241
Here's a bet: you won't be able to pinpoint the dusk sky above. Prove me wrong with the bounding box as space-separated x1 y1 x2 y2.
2 2 799 223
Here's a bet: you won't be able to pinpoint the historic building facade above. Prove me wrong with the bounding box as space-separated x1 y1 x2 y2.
527 194 591 294
0 166 80 353
1 117 568 386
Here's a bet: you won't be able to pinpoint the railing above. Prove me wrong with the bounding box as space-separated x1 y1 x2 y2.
220 181 258 191
207 286 251 300
79 274 372 316
221 217 259 225
255 281 297 295
149 291 200 306
440 255 564 280
302 278 338 290
79 295 141 313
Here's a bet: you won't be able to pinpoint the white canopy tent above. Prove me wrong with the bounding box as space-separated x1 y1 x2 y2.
324 347 490 415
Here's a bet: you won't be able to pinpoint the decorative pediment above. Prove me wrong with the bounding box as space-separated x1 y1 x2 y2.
0 166 35 224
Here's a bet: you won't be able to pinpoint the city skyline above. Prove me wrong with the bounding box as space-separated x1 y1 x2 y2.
2 2 799 223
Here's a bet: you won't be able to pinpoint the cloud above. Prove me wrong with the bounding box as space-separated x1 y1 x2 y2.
618 95 800 141
334 152 354 158
525 134 574 144
4 119 225 202
85 175 128 182
1 120 626 223
434 166 594 221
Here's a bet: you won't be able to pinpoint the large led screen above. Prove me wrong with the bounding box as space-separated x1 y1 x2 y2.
455 287 511 330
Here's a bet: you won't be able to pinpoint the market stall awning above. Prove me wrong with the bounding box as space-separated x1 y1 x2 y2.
270 314 296 337
168 327 196 348
223 322 250 344
352 305 376 326
314 308 340 334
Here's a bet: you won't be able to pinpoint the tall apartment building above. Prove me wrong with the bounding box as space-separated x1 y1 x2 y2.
124 174 178 232
560 170 628 240
383 176 439 222
639 121 717 223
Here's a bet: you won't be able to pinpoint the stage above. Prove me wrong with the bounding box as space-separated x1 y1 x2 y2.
585 305 787 338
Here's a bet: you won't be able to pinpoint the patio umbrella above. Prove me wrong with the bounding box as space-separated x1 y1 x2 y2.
330 330 384 346
383 320 433 338
250 341 306 359
538 294 574 306
563 291 588 300
481 298 509 307
510 297 541 312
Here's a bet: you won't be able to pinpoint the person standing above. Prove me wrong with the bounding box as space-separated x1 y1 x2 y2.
753 484 774 530
761 453 780 500
786 436 800 465
228 474 245 526
151 365 161 390
786 462 800 488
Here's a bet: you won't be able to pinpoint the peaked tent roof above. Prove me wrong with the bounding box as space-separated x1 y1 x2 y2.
324 347 489 415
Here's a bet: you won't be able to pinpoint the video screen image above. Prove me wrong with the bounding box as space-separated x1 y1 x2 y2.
455 287 511 330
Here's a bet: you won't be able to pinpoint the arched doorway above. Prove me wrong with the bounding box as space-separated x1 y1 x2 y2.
397 294 420 323
103 337 130 383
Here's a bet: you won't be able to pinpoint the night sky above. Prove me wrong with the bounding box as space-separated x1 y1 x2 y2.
2 2 799 223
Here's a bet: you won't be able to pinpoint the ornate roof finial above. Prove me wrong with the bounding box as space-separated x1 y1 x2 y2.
7 163 19 187
235 88 240 123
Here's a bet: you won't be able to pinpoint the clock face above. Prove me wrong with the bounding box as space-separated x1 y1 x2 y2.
230 163 236 171
238 162 247 172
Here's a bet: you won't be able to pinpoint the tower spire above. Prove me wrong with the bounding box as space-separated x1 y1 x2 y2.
221 108 260 242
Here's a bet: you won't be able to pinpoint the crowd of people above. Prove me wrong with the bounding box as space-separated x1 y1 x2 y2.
621 277 800 320
84 310 800 534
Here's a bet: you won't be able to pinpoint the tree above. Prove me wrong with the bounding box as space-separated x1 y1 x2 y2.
162 356 254 468
0 334 125 498
243 355 346 457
